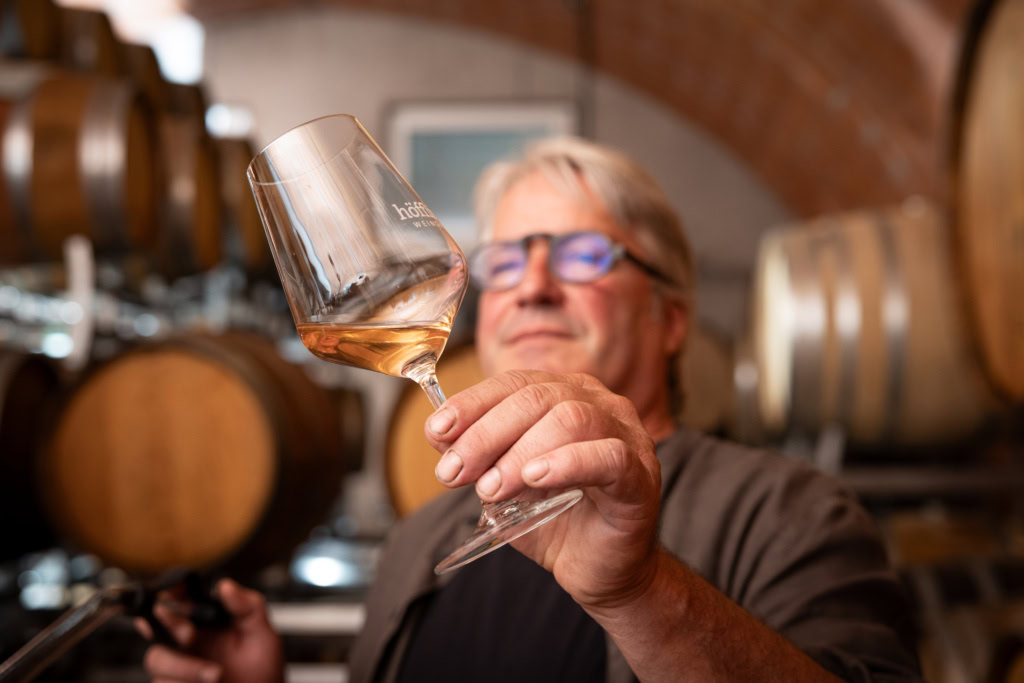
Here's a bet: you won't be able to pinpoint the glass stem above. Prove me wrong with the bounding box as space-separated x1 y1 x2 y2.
416 371 447 411
404 354 446 410
478 500 521 527
407 354 521 528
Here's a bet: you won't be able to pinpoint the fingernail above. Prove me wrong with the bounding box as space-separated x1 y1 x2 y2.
523 459 549 482
477 467 501 497
201 665 222 683
428 409 455 435
435 450 463 483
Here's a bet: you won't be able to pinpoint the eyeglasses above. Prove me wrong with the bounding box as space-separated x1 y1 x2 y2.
468 230 672 292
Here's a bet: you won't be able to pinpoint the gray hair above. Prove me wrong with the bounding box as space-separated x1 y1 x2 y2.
473 136 695 410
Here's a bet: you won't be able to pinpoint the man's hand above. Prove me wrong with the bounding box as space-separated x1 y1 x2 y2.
425 369 662 612
135 578 284 683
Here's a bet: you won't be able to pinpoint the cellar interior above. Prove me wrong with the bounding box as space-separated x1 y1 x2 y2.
0 1 1022 681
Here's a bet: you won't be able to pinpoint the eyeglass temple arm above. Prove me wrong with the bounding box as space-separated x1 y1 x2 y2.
620 248 673 285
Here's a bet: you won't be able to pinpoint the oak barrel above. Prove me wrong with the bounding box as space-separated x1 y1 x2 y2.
950 0 1024 401
42 334 352 575
0 63 158 262
0 350 61 561
753 200 993 444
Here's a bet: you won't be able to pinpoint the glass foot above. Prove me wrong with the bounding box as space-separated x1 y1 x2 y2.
434 489 584 574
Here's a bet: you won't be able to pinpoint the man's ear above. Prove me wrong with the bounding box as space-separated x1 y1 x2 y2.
662 295 688 356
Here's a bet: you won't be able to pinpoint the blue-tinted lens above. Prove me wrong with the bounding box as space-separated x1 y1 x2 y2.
553 232 615 283
469 242 526 290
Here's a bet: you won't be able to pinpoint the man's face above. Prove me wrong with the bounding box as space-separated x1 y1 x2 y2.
475 171 684 404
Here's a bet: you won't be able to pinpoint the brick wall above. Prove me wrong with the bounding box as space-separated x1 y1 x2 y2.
192 0 974 216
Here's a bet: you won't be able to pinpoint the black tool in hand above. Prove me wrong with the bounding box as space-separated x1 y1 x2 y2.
129 568 234 646
0 568 233 682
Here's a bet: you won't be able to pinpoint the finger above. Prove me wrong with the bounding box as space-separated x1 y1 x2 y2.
143 645 222 682
521 437 659 508
424 369 595 447
134 617 153 640
216 579 269 634
433 380 602 488
473 400 625 502
153 603 195 647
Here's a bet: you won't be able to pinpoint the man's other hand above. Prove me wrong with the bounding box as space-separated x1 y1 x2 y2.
135 578 284 683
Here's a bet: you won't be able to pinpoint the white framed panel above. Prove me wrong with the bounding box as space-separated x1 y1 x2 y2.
387 100 578 250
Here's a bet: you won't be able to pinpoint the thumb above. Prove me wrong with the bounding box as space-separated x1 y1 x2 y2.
216 579 270 632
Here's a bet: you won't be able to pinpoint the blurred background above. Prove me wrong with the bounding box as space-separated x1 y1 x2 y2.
0 0 1022 681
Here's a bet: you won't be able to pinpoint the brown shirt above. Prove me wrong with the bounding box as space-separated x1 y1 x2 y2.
348 429 922 682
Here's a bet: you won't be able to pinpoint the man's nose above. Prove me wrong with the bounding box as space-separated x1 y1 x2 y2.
515 242 564 305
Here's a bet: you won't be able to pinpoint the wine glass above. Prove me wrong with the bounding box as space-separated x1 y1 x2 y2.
247 114 583 574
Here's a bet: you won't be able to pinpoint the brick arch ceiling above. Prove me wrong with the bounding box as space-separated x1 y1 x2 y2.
192 0 973 217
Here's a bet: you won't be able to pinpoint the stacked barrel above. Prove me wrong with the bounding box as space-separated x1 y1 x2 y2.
0 0 355 581
749 0 1024 446
0 0 273 278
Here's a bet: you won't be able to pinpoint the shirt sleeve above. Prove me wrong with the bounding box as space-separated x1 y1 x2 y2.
729 461 923 682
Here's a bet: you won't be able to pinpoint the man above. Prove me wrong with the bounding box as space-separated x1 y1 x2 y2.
139 138 921 682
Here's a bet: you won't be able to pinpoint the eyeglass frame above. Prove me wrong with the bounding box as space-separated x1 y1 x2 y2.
468 230 674 292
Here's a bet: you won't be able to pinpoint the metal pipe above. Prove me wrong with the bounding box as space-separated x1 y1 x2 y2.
0 586 133 683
